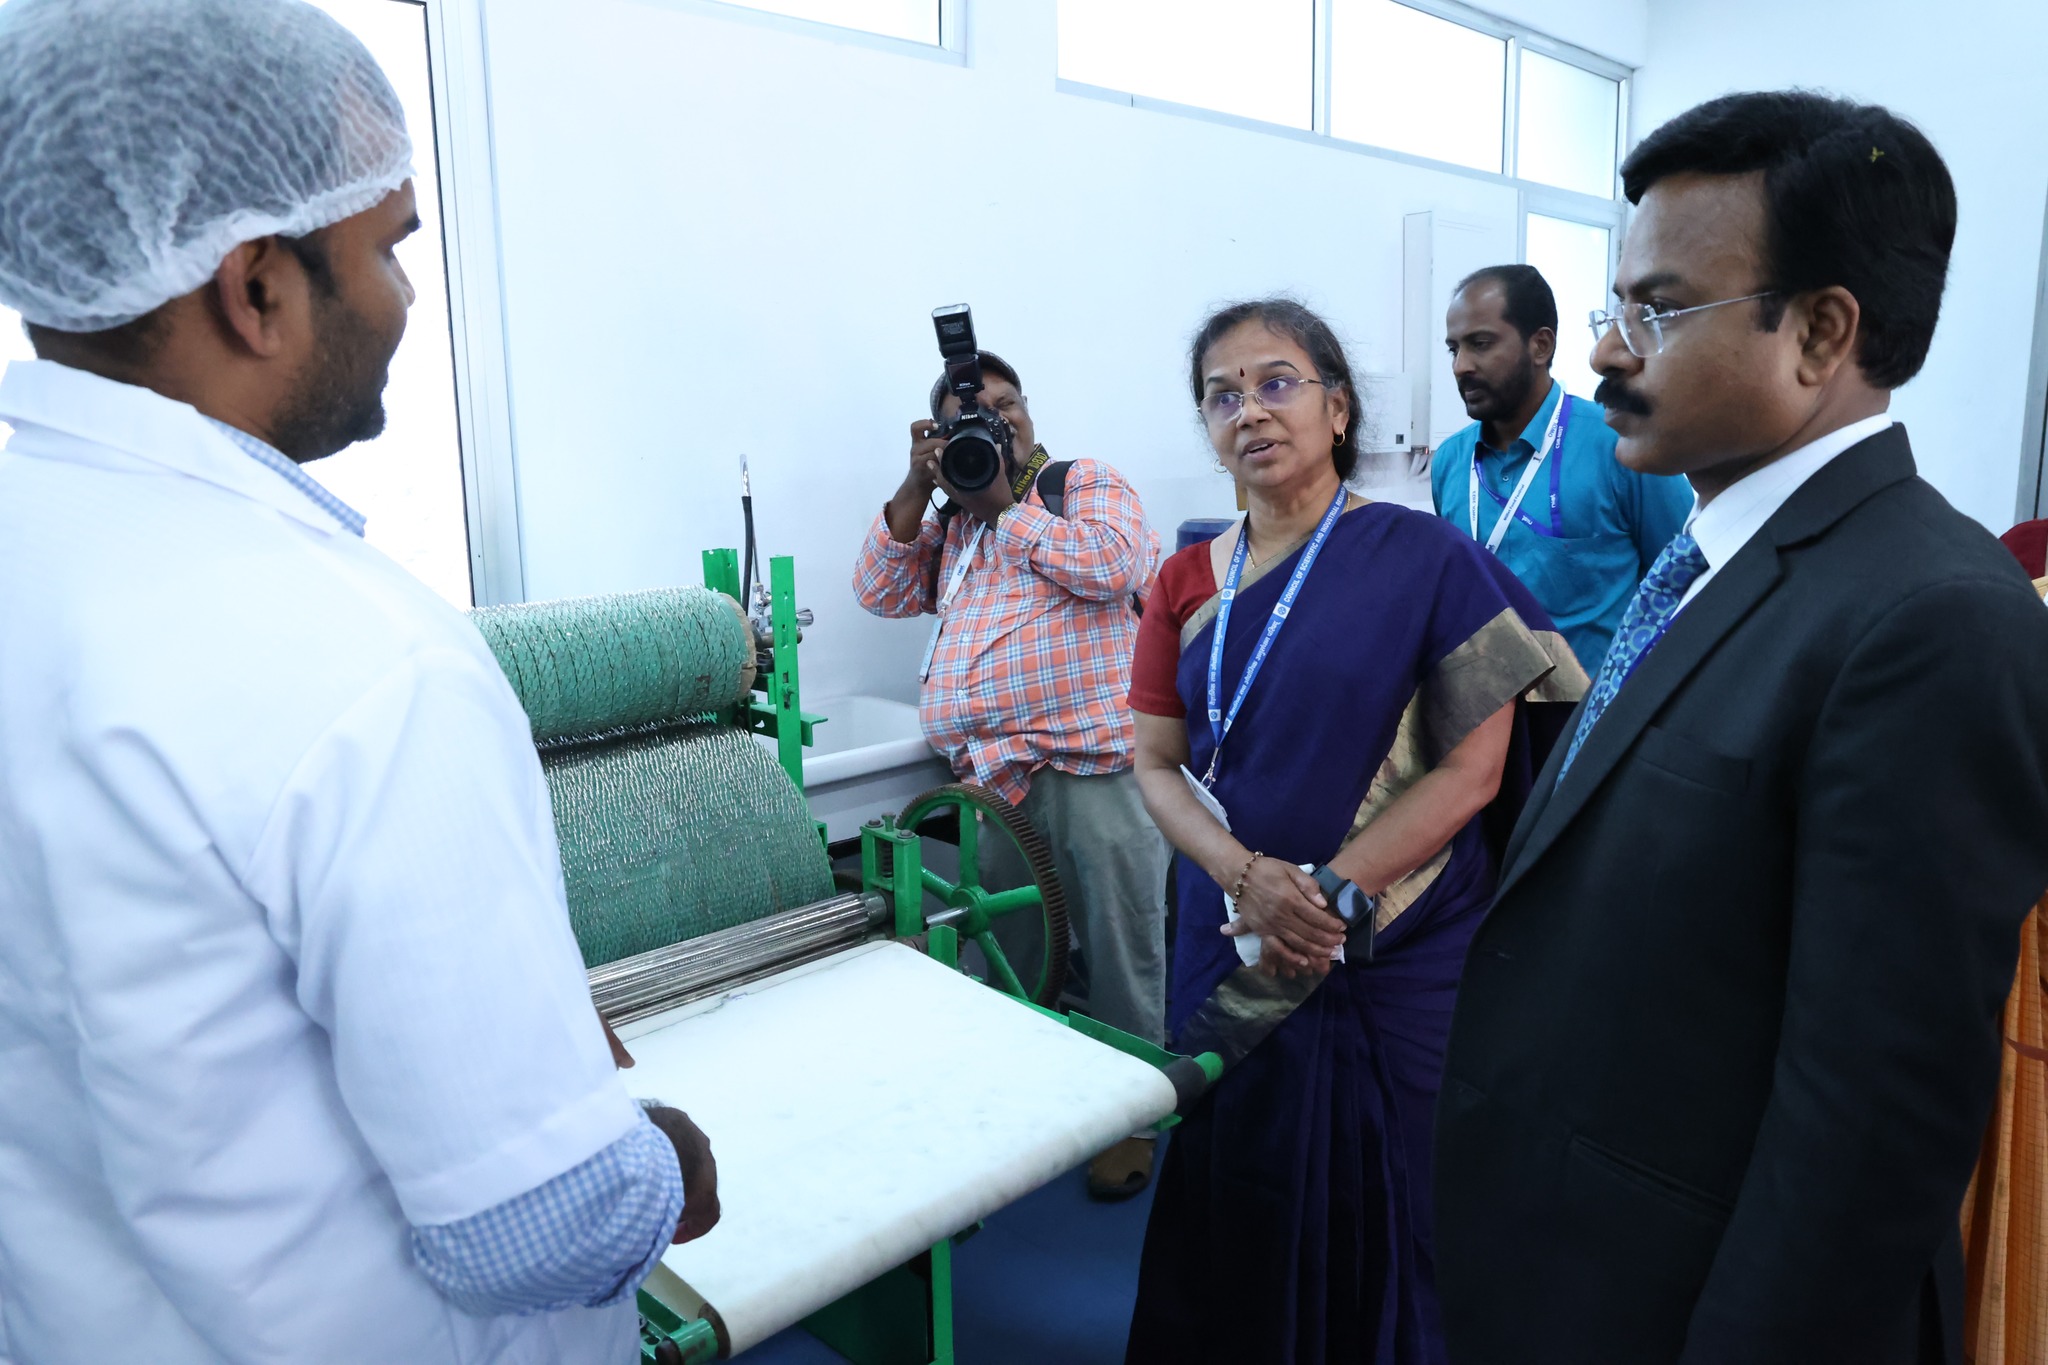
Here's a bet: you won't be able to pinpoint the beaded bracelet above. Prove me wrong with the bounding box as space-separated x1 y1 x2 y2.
1230 851 1264 902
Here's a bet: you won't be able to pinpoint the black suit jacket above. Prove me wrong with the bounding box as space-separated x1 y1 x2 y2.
1434 427 2048 1365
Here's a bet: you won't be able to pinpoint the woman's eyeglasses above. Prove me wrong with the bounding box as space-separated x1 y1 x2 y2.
1588 291 1781 359
1199 374 1328 426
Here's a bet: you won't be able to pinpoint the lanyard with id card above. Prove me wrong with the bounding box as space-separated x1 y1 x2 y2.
1177 482 1348 809
1469 391 1571 550
918 524 985 682
916 448 1051 682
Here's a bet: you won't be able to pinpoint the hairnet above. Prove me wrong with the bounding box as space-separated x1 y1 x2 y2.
0 0 415 332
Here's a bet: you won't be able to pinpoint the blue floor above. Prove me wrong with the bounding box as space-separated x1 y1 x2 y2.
740 1153 1158 1364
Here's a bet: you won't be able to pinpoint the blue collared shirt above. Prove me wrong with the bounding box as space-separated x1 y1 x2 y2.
1431 380 1694 672
204 418 368 538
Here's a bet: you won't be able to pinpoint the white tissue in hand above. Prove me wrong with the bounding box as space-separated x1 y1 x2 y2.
1226 864 1345 969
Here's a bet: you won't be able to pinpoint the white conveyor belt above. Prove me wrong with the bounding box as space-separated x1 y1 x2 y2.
618 940 1179 1354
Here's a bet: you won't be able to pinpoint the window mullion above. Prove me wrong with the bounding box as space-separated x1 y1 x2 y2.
1501 33 1520 181
1313 0 1334 136
1613 73 1631 200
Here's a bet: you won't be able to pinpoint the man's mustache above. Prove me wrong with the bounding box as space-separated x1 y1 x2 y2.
1593 376 1652 416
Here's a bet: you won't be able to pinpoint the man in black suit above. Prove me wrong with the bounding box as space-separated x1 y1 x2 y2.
1433 91 2048 1365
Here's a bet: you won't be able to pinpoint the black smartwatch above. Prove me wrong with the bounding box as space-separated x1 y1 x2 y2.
1308 862 1347 906
1308 864 1380 957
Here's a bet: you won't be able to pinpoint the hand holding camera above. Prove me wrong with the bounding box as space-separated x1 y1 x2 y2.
928 304 1022 527
885 305 1028 539
885 419 949 543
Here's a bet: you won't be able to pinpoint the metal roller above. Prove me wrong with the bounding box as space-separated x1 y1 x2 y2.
590 892 890 1024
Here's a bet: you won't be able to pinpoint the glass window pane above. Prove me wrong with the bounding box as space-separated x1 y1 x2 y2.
1058 0 1314 131
1516 50 1618 198
1524 212 1610 403
0 0 472 606
0 1 471 605
1331 0 1504 174
298 0 473 606
716 0 939 45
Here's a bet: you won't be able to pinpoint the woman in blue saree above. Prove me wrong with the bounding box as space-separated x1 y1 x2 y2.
1125 300 1584 1364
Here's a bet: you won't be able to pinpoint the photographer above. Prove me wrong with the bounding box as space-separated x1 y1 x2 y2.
852 348 1169 1199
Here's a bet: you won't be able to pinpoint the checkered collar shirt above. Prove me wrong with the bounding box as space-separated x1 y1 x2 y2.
204 418 368 539
853 456 1159 806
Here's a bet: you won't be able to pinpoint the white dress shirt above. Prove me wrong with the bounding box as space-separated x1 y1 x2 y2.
0 361 640 1365
1678 412 1897 611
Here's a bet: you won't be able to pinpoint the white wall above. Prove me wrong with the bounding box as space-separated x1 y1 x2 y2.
480 0 1525 703
1633 0 2048 532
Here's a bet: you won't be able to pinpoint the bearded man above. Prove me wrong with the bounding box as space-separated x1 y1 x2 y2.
1432 264 1695 672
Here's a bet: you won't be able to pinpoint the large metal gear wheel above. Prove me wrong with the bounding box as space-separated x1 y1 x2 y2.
896 783 1069 1009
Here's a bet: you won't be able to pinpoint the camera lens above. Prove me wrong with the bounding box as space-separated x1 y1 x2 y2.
941 424 1002 493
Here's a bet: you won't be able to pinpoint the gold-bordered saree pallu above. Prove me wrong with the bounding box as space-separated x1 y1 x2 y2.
1126 503 1586 1365
1963 901 2046 1365
1167 504 1588 1069
1961 574 2048 1365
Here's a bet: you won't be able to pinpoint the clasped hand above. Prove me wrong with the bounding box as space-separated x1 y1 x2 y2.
1221 858 1347 979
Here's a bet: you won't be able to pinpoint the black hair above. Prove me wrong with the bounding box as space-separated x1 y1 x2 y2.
280 231 339 298
1620 90 1955 390
1187 297 1361 480
1454 264 1558 344
928 350 1022 419
26 227 339 374
27 309 165 371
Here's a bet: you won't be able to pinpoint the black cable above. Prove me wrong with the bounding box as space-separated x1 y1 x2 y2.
741 490 758 606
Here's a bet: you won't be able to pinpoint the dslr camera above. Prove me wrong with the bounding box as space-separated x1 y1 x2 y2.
930 303 1014 494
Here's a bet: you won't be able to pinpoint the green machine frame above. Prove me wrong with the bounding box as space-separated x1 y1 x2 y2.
634 553 1220 1365
702 549 820 793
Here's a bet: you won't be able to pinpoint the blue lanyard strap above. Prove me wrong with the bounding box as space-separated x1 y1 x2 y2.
1472 393 1570 543
1202 483 1348 786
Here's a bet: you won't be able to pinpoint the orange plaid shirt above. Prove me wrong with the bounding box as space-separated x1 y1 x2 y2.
852 458 1159 806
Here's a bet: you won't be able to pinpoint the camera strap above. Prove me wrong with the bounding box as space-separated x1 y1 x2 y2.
1008 445 1051 500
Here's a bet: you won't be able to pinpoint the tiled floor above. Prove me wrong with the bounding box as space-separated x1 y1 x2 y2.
741 1151 1160 1364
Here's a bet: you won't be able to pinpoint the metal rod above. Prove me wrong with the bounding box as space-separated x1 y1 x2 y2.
589 893 888 1025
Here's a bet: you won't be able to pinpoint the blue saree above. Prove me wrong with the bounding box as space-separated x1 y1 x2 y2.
1125 502 1582 1365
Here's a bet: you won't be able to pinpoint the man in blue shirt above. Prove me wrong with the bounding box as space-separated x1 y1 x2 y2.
1431 264 1693 671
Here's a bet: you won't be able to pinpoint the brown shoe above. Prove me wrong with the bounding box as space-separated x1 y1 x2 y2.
1086 1135 1156 1201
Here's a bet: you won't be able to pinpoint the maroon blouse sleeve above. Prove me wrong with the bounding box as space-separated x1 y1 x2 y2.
1127 545 1215 718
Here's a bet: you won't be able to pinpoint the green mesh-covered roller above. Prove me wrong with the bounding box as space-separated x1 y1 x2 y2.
544 724 834 966
470 584 832 968
471 586 756 744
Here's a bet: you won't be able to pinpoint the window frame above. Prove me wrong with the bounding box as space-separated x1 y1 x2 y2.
1057 0 1630 228
422 0 967 606
645 0 967 65
2019 183 2048 524
1058 0 1631 365
415 0 522 606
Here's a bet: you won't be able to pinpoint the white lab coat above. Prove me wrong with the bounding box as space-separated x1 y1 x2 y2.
0 361 641 1365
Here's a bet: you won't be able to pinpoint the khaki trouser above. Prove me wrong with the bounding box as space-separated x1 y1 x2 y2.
982 766 1169 1047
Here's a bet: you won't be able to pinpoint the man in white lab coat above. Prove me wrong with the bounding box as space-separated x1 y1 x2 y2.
0 2 715 1361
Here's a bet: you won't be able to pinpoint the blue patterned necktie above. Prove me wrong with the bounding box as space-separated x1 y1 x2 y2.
1558 533 1712 777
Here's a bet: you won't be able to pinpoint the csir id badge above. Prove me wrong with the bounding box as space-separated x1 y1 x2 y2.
1180 764 1230 831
